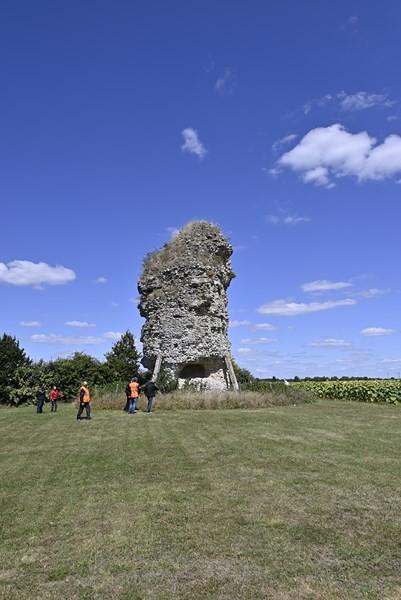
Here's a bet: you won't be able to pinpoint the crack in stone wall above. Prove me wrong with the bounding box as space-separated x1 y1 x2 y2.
138 221 236 389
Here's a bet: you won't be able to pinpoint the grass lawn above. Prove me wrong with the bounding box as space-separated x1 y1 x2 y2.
1 401 401 599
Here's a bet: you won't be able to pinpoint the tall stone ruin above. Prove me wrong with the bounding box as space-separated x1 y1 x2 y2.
138 221 239 390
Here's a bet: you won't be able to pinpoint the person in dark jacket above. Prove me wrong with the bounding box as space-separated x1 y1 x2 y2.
140 380 159 414
123 383 131 411
36 386 46 413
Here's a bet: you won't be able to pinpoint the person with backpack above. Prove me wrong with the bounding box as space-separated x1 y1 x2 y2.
76 381 92 420
49 386 60 412
140 380 159 414
127 377 140 414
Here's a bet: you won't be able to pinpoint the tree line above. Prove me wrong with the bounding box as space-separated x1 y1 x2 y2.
0 331 141 405
0 331 258 406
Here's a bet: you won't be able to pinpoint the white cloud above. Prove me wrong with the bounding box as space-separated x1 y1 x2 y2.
303 94 333 115
240 337 276 345
266 214 310 225
309 338 352 348
360 327 396 337
229 320 251 328
276 124 401 187
358 288 391 298
0 260 76 287
19 321 41 327
238 347 252 354
181 128 207 159
338 91 394 111
272 133 298 152
215 68 232 94
96 277 108 284
30 331 123 345
284 216 311 225
65 321 96 328
31 334 104 345
258 298 356 316
380 358 401 364
301 279 352 293
103 331 123 341
254 323 276 331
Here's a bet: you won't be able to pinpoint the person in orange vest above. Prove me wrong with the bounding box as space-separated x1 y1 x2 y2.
128 377 140 414
49 386 60 412
77 381 92 420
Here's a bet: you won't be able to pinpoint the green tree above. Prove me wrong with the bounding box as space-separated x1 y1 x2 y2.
232 359 254 386
0 334 30 404
104 331 141 382
47 352 108 400
10 360 51 406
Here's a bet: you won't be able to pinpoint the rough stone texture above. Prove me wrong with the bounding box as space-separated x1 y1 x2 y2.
138 221 236 389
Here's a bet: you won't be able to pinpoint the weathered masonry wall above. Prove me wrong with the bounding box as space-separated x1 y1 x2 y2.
138 221 239 390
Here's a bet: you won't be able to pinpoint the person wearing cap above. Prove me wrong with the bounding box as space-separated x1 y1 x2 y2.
77 381 92 420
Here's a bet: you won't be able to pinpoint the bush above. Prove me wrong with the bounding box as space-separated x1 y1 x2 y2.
93 385 313 411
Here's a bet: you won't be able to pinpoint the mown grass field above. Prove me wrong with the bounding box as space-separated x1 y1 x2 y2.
1 401 401 599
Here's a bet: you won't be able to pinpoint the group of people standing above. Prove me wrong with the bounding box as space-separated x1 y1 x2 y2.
124 378 159 414
36 385 61 413
35 377 159 419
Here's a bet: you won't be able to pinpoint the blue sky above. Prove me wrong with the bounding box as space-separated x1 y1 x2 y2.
1 1 401 378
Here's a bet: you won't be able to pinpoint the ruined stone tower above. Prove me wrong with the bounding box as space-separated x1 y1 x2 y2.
138 221 239 390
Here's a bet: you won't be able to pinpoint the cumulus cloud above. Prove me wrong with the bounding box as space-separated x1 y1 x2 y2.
266 214 310 225
309 338 352 348
215 68 232 94
275 124 401 187
360 327 396 336
258 298 356 316
65 321 96 328
229 320 251 328
181 128 207 159
301 279 352 293
0 260 76 287
19 321 41 327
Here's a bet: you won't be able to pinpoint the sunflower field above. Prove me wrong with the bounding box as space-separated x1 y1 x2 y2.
293 379 401 405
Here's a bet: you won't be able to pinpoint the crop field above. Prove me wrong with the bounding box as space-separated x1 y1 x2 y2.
1 401 401 599
293 379 401 405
